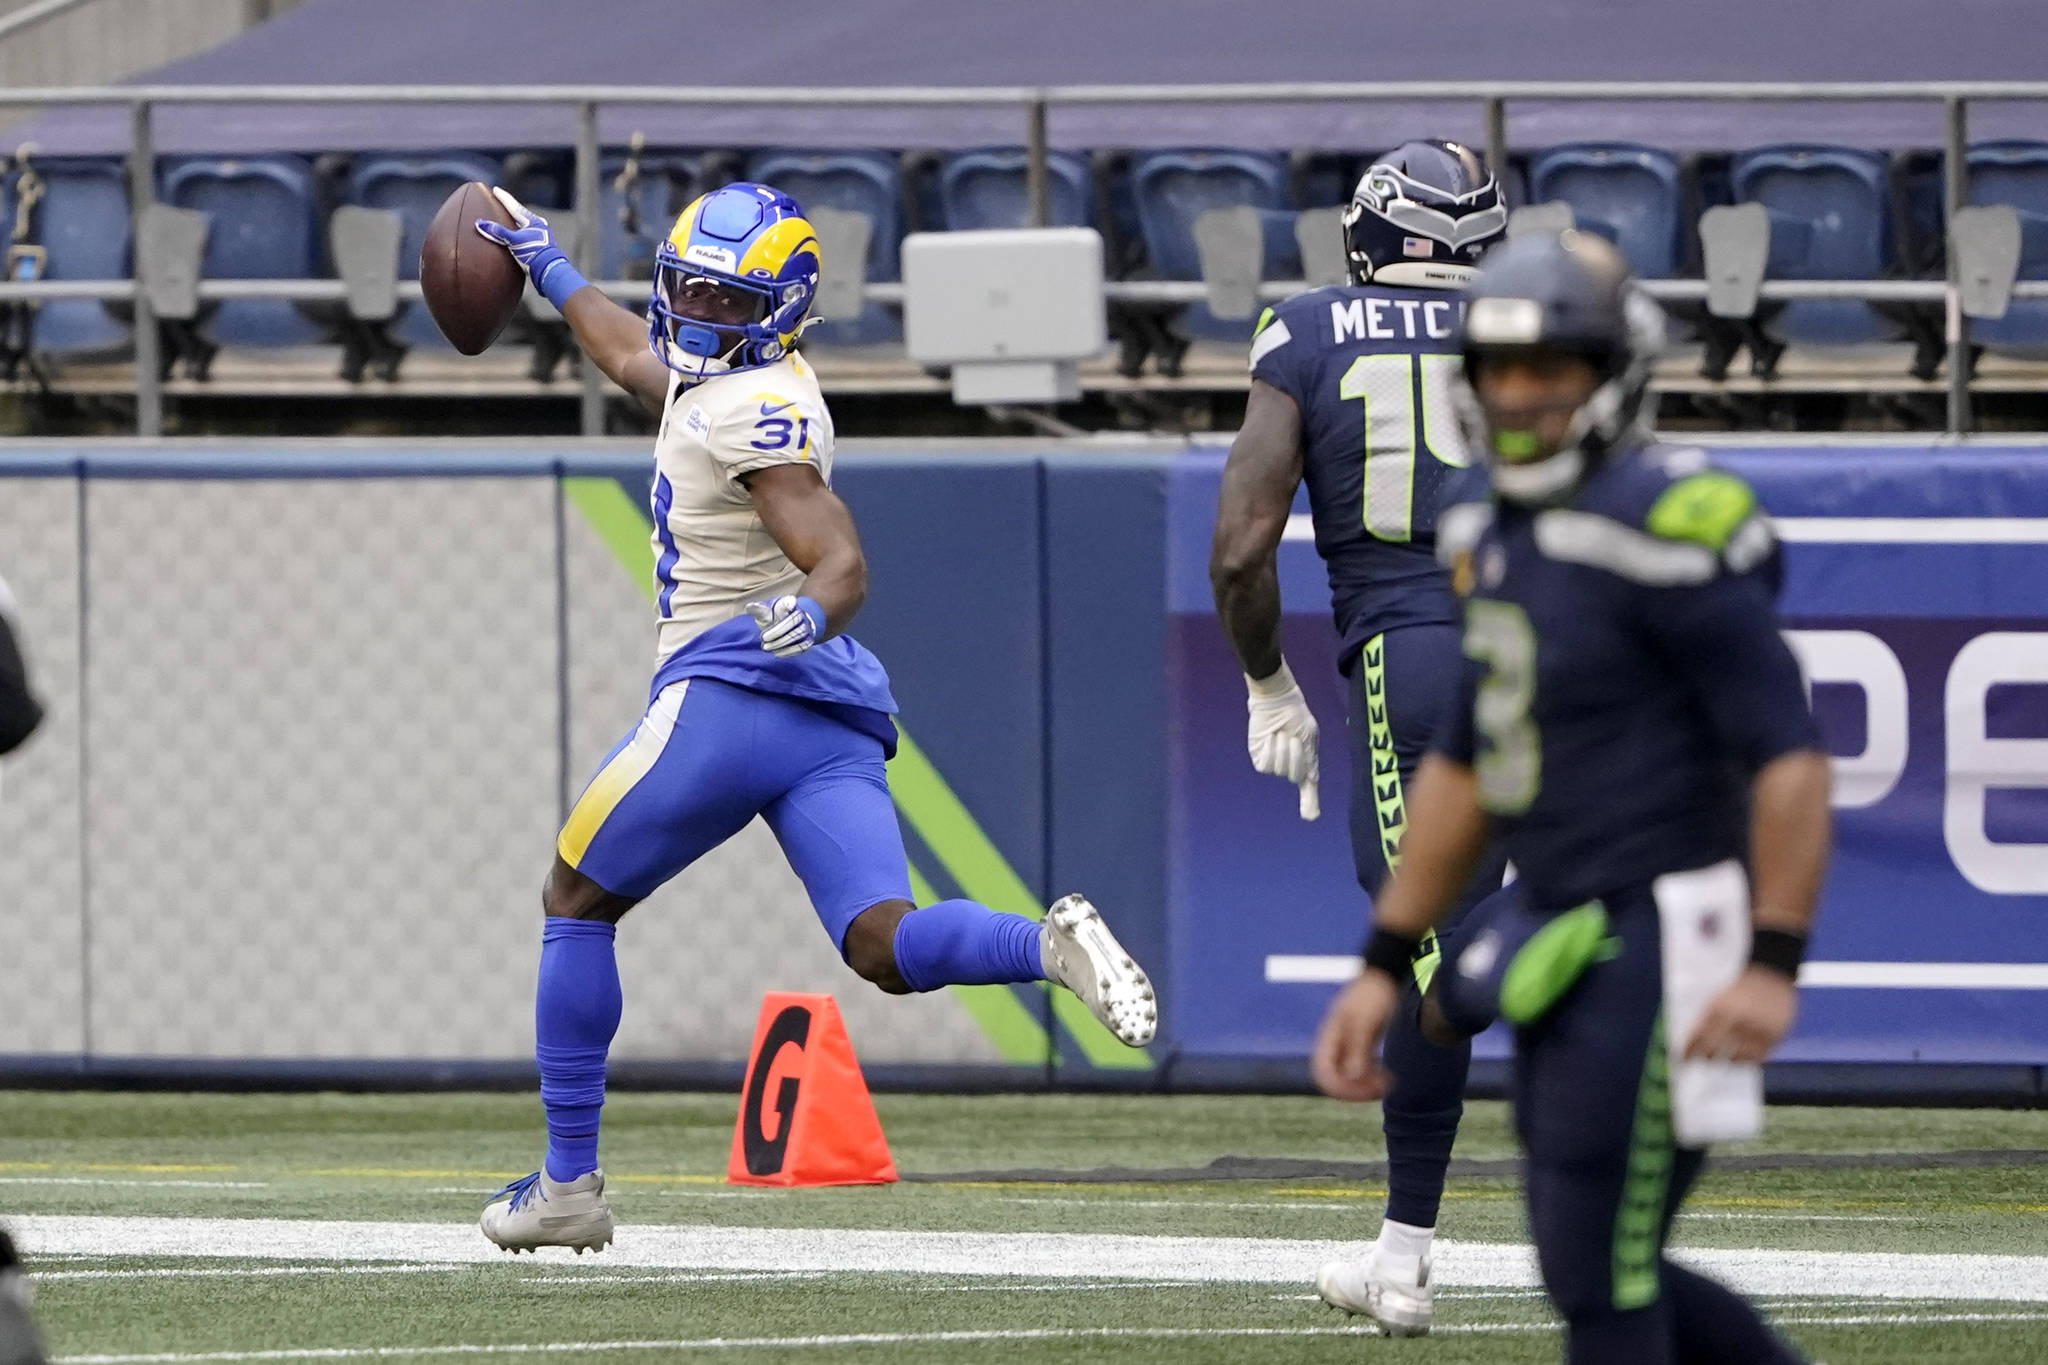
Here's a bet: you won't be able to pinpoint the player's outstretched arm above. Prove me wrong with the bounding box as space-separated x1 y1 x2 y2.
560 291 671 415
1212 380 1321 819
1313 754 1489 1102
743 463 868 649
474 188 669 414
1210 379 1303 680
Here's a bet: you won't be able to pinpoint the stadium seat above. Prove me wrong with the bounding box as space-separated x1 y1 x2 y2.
18 156 131 355
1291 151 1359 212
1528 143 1683 279
746 150 901 344
501 151 572 214
347 152 505 350
1967 141 2048 351
1731 145 1902 346
160 156 326 348
936 148 1093 230
599 151 717 282
1129 149 1297 342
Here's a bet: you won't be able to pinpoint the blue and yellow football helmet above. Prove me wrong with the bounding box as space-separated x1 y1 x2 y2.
648 182 821 381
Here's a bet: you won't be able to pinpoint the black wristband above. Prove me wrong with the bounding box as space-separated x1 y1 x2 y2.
1362 927 1423 981
1749 927 1808 981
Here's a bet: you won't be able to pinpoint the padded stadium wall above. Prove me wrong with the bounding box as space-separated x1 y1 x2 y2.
0 439 2043 1101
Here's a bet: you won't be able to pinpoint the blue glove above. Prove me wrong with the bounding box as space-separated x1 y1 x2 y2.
473 186 587 310
746 595 825 658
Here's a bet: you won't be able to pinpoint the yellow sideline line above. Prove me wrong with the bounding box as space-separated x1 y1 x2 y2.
0 1162 237 1174
305 1168 723 1184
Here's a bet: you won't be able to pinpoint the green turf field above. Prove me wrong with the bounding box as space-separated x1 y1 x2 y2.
4 1091 2046 1362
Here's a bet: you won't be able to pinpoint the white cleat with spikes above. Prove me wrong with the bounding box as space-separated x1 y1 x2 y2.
480 1169 614 1254
1041 894 1157 1047
1315 1244 1434 1337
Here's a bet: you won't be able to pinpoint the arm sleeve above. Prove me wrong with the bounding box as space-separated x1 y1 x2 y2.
1639 567 1821 773
707 392 827 484
0 595 42 755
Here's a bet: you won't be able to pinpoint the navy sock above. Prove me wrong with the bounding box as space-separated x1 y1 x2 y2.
890 899 1048 993
535 917 622 1182
1380 992 1470 1228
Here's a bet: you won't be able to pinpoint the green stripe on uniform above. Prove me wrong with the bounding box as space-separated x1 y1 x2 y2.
1362 635 1437 989
1613 1010 1675 1311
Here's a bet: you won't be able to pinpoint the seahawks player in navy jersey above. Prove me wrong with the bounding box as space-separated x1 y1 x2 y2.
1210 140 1510 1335
1313 232 1828 1364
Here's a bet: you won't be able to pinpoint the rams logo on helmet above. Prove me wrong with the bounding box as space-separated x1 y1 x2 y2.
648 183 822 382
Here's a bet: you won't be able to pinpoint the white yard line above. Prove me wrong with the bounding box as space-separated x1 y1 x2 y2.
0 1178 268 1190
54 1311 2048 1364
993 1195 1376 1213
1683 1212 1914 1223
13 1214 2048 1305
520 1271 827 1288
905 1280 1202 1293
37 1265 465 1283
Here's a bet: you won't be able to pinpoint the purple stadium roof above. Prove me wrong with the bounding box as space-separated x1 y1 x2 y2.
6 0 2046 156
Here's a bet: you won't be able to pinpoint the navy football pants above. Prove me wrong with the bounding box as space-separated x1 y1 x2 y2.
1443 885 1804 1364
1345 623 1512 1229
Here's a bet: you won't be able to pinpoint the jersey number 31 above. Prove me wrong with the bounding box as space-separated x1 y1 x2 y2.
1338 353 1470 543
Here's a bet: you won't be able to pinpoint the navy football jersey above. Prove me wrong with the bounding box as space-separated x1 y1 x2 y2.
1432 441 1822 912
1250 285 1485 667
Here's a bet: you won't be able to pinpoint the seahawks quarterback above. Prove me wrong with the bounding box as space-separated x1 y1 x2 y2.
1313 232 1828 1363
470 183 1156 1253
1210 140 1512 1335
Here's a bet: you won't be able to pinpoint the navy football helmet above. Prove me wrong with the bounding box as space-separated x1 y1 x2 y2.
1457 230 1665 502
1341 140 1507 289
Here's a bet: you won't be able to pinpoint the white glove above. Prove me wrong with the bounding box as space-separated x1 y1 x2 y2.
1246 659 1321 821
746 594 823 657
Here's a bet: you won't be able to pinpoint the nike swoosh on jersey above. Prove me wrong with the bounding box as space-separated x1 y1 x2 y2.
759 399 796 416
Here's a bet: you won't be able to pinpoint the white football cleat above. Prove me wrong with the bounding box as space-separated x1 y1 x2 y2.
1315 1245 1434 1337
1042 894 1157 1047
480 1169 613 1254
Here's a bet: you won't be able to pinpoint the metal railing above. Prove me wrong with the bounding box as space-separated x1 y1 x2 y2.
1 79 2043 434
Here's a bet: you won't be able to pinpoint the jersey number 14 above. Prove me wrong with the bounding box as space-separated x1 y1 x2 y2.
1338 353 1471 543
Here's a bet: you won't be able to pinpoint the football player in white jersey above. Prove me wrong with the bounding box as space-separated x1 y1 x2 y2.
471 183 1156 1252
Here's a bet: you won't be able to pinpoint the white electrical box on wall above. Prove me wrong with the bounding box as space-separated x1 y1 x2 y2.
903 227 1107 405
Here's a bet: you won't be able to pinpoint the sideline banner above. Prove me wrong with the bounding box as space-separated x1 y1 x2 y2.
1163 445 2048 1066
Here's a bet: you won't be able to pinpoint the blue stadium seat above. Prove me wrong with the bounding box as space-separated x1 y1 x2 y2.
1968 140 2048 351
1529 143 1683 279
20 157 131 354
1129 149 1297 341
937 148 1094 230
347 152 504 349
598 152 715 283
746 149 901 344
160 156 325 348
1293 152 1358 212
1731 145 1901 345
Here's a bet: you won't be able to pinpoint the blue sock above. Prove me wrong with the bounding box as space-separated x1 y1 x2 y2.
535 917 622 1183
890 899 1048 993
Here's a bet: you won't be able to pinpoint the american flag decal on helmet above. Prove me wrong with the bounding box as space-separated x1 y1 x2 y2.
1402 236 1435 258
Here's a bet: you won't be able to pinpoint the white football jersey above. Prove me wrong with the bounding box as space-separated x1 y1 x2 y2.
648 353 836 662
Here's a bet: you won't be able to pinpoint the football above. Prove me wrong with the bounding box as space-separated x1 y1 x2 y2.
419 180 525 355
